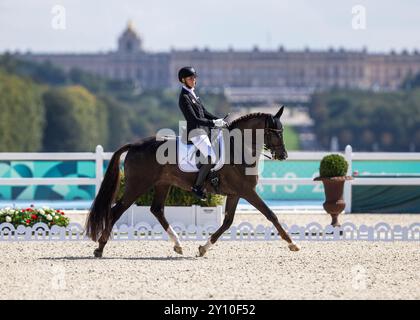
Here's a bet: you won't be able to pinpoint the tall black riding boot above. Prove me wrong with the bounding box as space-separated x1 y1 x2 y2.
192 157 213 201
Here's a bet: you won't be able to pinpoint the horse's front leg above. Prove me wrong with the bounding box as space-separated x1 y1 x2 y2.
243 190 300 251
150 184 183 254
198 195 240 257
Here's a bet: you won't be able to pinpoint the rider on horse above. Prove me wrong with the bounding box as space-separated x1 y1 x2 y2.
178 66 227 200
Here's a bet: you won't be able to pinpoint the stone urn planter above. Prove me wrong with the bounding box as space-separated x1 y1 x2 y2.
314 176 353 226
314 154 353 227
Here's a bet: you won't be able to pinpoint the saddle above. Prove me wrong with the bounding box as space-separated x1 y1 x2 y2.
176 130 225 173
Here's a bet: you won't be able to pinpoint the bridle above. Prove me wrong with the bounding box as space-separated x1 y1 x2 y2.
263 116 284 159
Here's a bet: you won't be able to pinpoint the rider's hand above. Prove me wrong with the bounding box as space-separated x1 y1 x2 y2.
213 118 227 128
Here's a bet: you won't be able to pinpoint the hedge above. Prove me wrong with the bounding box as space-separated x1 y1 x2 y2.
117 171 225 207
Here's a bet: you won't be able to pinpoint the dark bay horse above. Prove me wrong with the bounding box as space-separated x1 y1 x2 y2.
85 106 300 257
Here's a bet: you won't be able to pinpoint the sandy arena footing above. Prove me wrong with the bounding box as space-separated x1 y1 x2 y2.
0 213 419 300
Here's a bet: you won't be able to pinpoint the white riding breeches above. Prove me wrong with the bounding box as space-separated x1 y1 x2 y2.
190 134 217 163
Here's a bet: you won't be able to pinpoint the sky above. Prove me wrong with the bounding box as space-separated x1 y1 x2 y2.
0 0 419 54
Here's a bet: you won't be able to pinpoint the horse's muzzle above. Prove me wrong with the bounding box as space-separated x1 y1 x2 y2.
274 151 288 161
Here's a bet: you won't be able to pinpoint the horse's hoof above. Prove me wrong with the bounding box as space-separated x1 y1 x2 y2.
288 243 300 252
94 249 103 258
174 245 183 255
197 245 207 257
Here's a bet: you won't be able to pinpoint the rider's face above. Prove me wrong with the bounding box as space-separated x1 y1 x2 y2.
183 75 196 88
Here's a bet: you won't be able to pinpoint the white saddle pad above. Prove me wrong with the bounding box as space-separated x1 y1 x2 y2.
177 131 225 173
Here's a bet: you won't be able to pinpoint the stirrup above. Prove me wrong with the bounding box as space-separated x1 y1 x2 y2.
192 186 207 201
210 175 220 193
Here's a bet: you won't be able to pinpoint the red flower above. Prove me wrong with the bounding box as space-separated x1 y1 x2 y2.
26 219 31 224
31 214 38 220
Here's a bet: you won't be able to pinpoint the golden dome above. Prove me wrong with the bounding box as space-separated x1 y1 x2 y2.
127 20 136 32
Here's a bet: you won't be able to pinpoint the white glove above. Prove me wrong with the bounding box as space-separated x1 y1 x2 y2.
213 118 227 128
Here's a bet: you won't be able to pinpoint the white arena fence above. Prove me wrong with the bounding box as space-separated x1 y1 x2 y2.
1 144 420 213
0 222 419 242
0 145 419 242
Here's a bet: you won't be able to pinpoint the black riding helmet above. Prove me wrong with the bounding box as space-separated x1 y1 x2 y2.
178 66 197 82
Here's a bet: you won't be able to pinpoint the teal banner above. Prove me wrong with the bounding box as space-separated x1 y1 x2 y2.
352 161 420 175
0 159 418 203
257 160 324 200
0 160 96 201
352 186 420 213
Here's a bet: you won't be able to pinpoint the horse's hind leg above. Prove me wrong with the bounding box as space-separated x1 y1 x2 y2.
94 200 129 257
150 184 183 255
198 195 239 257
94 180 151 258
243 190 300 252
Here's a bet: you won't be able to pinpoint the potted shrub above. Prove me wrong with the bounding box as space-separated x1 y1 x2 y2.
314 154 353 227
116 171 226 227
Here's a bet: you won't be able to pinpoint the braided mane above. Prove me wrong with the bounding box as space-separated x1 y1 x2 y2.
228 112 270 129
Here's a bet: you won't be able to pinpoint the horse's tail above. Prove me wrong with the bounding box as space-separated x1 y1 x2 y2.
85 143 131 241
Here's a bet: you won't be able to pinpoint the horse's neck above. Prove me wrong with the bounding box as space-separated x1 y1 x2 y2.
233 117 266 170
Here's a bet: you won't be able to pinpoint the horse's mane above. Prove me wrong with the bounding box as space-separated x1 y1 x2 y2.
228 112 270 129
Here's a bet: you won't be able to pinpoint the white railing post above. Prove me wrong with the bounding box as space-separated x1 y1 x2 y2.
344 145 353 213
95 145 104 195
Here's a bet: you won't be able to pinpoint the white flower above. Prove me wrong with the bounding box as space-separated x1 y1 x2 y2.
39 209 45 215
5 216 12 223
46 214 53 221
55 216 59 220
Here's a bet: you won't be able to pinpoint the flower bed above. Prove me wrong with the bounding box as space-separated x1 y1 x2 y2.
0 206 70 228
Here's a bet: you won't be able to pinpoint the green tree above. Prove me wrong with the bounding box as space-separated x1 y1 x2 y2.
401 72 420 91
99 95 131 150
0 69 45 151
284 126 300 150
42 85 108 151
309 89 420 151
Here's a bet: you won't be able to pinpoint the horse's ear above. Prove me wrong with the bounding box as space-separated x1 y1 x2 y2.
275 105 284 118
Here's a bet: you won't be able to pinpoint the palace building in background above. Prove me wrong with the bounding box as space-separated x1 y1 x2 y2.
16 22 420 104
